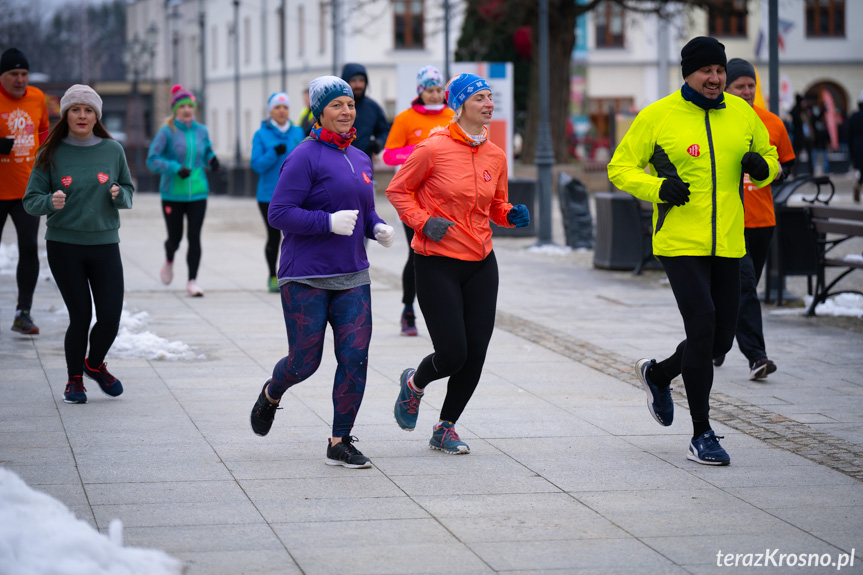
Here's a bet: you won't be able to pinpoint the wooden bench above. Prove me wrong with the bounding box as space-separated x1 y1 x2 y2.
803 205 863 316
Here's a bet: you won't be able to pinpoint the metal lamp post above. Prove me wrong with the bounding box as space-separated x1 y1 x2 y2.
535 0 555 245
123 25 159 186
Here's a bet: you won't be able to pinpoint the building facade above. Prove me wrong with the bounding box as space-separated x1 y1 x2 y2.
583 0 863 151
127 0 464 165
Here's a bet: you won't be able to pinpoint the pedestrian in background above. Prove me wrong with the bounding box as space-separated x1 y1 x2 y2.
608 37 778 466
849 90 863 203
0 48 50 335
383 65 454 337
23 85 133 404
146 84 219 297
298 88 314 135
386 73 530 455
250 92 305 292
249 76 394 469
714 58 795 380
341 63 389 160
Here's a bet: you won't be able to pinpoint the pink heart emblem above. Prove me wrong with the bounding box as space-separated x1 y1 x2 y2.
61 176 72 188
97 172 109 184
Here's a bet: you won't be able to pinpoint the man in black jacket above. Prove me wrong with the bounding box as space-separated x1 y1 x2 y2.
341 63 390 159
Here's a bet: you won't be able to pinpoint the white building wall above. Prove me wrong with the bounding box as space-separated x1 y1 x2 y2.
130 0 465 163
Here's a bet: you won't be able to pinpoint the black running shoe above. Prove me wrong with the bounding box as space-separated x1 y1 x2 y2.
326 436 372 469
11 309 39 335
713 353 725 367
83 359 123 397
250 379 281 436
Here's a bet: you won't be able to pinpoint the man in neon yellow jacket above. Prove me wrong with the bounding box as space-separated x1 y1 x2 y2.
608 37 778 467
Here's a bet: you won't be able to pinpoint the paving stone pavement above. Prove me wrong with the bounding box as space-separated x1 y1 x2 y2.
1 177 862 575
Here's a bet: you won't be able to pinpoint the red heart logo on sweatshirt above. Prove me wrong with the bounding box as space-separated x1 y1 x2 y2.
362 172 371 184
61 176 72 188
97 172 109 184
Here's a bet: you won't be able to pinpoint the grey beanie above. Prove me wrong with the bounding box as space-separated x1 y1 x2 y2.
59 84 103 120
725 58 756 87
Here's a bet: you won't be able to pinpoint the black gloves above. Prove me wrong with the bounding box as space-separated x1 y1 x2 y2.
0 137 13 155
209 156 220 171
177 167 191 179
741 152 770 181
368 138 382 155
507 204 530 227
274 143 287 155
659 177 690 207
422 217 456 242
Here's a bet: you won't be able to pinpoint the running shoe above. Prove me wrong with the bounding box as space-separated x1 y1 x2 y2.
83 358 124 397
394 368 422 431
635 358 673 426
400 311 418 336
326 436 372 468
268 276 280 293
186 279 204 297
429 421 470 454
63 376 88 404
250 379 281 436
160 260 173 285
713 353 725 367
687 430 731 466
749 358 777 380
11 309 39 335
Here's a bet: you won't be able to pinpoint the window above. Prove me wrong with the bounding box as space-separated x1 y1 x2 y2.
298 4 305 57
244 17 251 64
708 0 747 37
594 1 624 48
319 2 327 55
806 0 845 37
211 26 218 69
394 1 424 49
227 23 233 67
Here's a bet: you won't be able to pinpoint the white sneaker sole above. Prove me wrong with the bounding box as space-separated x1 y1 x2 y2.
635 358 669 426
429 444 470 455
325 458 372 469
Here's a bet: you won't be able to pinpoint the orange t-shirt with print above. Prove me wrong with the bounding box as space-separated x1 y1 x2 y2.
0 85 50 200
742 106 795 228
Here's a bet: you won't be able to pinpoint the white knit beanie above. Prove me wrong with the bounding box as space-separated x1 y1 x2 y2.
59 84 103 120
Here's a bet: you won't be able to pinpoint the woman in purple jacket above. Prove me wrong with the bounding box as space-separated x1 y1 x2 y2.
249 76 395 469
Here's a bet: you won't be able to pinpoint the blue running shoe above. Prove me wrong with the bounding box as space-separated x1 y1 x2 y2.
83 358 123 397
429 421 470 454
63 376 87 404
394 368 422 431
687 430 730 466
635 358 673 426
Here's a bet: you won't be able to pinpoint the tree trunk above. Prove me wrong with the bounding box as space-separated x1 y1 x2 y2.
521 0 576 164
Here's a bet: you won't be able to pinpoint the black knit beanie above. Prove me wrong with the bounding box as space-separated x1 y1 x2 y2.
725 58 756 87
681 37 726 78
0 48 29 75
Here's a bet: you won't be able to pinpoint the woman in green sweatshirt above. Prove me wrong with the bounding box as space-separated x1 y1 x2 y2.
23 84 134 405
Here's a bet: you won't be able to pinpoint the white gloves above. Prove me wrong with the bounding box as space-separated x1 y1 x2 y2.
330 210 358 236
374 223 395 248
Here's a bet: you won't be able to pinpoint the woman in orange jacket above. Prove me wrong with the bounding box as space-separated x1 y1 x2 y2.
385 73 529 454
383 65 454 336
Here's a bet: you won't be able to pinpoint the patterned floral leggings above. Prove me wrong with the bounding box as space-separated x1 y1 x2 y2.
267 282 372 437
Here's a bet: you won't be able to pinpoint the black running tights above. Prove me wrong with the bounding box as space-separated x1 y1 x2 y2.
162 199 206 281
0 199 40 310
413 252 498 423
653 255 740 425
401 222 416 307
47 241 124 378
258 201 281 277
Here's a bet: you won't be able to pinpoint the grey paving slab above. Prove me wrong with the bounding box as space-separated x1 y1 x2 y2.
3 188 863 574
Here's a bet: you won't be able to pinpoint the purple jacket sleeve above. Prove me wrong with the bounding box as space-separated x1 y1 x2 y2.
267 146 330 235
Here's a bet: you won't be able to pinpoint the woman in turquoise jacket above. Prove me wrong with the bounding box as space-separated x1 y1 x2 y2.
146 85 218 297
250 92 305 292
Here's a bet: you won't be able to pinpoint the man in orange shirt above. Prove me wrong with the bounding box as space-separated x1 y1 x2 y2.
0 48 50 334
716 58 795 380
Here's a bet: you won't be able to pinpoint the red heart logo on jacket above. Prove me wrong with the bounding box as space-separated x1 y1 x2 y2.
97 172 109 184
61 176 72 188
